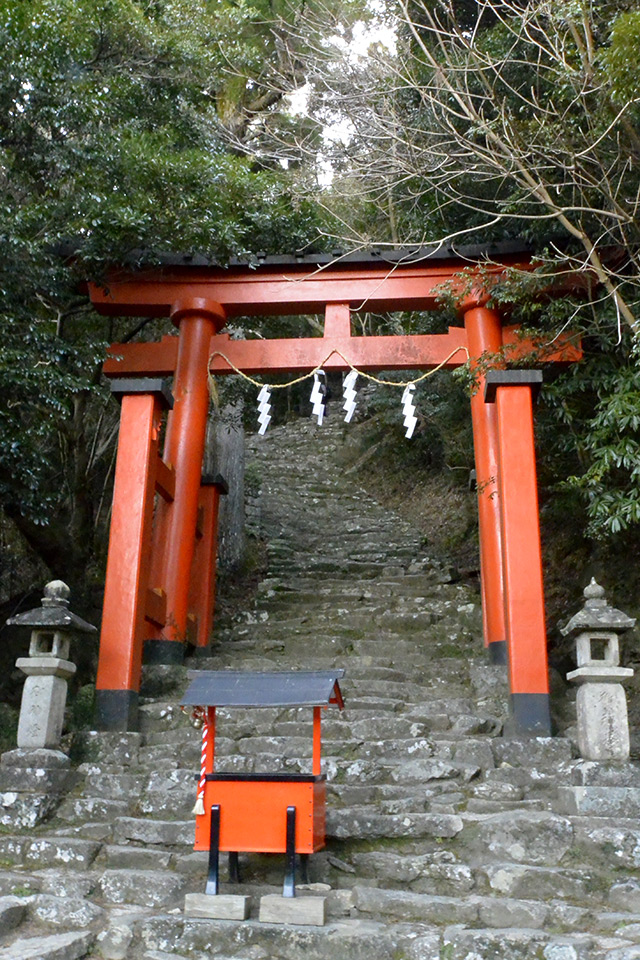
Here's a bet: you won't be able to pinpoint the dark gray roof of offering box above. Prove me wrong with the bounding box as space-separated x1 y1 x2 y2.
181 670 345 709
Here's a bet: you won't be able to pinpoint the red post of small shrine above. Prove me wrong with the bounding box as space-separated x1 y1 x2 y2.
463 303 509 664
146 299 226 664
485 370 551 736
188 475 228 648
96 379 173 730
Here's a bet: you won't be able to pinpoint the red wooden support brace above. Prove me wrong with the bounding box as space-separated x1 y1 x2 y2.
145 298 226 664
312 707 322 776
485 370 551 736
188 475 228 648
96 378 173 730
463 304 509 664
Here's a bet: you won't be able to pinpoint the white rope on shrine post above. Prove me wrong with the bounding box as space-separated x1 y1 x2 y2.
189 706 209 816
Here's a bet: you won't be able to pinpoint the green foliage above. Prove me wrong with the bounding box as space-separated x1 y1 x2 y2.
0 702 19 754
0 0 325 586
550 341 640 538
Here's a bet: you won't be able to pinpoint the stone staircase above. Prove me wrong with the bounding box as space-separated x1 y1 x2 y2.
3 413 640 958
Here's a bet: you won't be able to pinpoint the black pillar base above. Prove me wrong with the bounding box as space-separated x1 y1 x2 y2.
506 693 552 738
488 641 508 665
95 689 139 731
144 639 185 665
206 805 220 896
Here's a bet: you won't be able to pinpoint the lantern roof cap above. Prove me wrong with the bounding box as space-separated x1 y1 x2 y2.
561 579 636 636
6 581 97 634
181 669 344 709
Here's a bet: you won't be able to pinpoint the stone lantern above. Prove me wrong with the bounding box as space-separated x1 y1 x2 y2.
7 580 96 751
562 579 635 761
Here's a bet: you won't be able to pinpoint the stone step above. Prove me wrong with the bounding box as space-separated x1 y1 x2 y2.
557 786 640 818
0 895 27 937
137 913 434 960
351 884 592 931
97 868 187 908
0 836 102 871
0 931 95 960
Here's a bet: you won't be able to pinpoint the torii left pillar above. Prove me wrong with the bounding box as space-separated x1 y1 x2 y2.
96 378 173 730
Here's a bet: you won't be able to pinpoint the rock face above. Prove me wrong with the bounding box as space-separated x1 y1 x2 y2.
2 411 640 958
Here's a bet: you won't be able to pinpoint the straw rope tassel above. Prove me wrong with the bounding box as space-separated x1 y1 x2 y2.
193 710 209 816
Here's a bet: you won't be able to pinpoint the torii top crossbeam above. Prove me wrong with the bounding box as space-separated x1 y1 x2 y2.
89 243 583 739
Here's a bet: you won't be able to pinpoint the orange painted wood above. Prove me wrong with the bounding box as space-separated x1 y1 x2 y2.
155 459 175 502
194 780 326 854
188 485 223 648
105 328 470 377
156 305 221 646
103 328 580 380
312 707 322 776
464 306 508 651
145 587 166 628
88 260 532 318
96 393 161 693
323 303 351 338
495 385 550 695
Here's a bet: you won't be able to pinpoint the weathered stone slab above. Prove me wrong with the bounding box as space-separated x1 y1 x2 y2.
492 738 573 768
95 924 134 960
442 925 548 959
557 786 640 818
350 852 474 896
184 892 250 920
113 817 194 846
0 931 94 960
38 873 94 899
1 748 70 769
610 881 640 913
389 759 462 783
71 732 141 766
23 837 101 870
142 914 400 959
572 823 640 868
476 895 548 929
259 894 326 926
100 844 172 870
98 869 186 907
0 872 41 898
473 811 574 865
0 895 26 936
352 886 477 925
57 796 131 823
28 894 104 928
83 772 145 801
328 809 463 840
0 791 62 829
481 864 593 902
570 761 640 788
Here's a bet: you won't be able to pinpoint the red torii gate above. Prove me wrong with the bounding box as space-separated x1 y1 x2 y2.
88 245 582 737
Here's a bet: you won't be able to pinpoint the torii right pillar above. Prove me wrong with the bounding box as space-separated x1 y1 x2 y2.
485 370 552 737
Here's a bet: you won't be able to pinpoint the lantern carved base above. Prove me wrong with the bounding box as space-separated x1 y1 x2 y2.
569 675 633 761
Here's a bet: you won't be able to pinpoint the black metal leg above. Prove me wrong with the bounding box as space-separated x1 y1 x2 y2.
283 806 296 898
229 851 240 884
299 853 309 885
205 804 220 896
